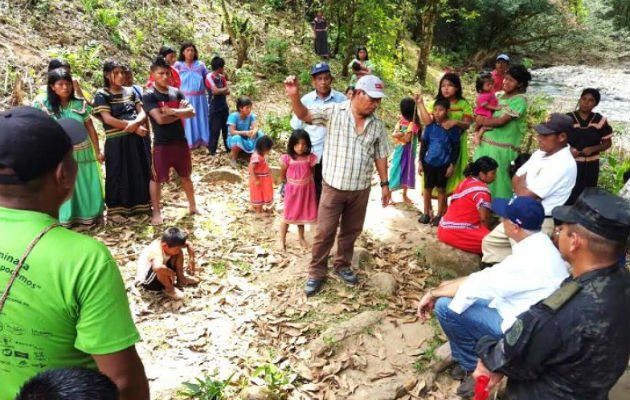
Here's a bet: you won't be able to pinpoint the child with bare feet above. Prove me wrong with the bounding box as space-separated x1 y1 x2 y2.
279 130 318 250
473 72 501 145
389 97 421 204
142 56 198 225
249 135 274 213
135 226 200 300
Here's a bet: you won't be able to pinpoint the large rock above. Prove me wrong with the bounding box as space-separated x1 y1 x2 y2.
423 240 480 278
352 247 372 268
308 311 386 357
369 272 398 296
204 168 242 184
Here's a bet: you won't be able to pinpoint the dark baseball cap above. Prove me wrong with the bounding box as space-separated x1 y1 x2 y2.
492 196 545 231
552 187 630 243
534 113 574 135
0 106 87 184
311 63 331 76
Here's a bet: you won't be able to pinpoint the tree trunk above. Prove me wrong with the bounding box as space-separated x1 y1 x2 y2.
415 0 440 84
220 0 248 68
341 0 357 78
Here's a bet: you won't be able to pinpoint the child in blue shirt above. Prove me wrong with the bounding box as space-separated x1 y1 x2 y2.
418 98 461 226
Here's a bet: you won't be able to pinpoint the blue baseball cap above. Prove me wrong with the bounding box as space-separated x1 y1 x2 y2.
311 63 331 76
492 196 545 231
496 54 510 62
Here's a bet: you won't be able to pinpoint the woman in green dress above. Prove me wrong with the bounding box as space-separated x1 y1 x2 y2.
418 73 473 198
473 65 532 198
33 68 104 225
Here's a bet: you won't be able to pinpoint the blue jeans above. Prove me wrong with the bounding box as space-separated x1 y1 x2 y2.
434 297 503 372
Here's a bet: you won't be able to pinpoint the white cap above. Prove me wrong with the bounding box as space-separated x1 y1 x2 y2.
355 75 385 99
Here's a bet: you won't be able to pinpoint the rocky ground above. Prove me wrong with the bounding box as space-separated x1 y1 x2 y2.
81 148 478 399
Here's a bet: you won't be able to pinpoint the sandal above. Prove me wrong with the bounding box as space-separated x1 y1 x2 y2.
418 213 431 224
431 215 442 227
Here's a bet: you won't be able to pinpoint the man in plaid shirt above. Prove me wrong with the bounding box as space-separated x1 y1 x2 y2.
285 74 392 296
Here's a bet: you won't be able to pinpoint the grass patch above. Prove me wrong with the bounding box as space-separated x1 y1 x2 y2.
210 260 227 277
234 261 252 275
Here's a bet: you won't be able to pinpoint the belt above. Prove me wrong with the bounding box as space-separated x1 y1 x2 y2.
575 155 599 162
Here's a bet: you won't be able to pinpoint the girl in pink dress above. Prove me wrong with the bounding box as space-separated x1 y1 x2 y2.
249 136 274 213
473 72 501 145
279 130 318 250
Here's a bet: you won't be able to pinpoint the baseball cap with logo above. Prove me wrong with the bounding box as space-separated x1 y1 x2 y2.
0 106 87 184
491 196 545 231
534 113 574 135
355 75 385 99
310 63 331 76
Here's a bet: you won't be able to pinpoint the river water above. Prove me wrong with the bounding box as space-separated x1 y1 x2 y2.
529 65 630 149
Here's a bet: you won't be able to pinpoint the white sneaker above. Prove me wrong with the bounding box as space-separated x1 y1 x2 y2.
163 287 185 300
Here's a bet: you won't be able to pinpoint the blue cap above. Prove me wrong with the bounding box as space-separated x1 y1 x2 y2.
496 54 510 62
311 63 330 76
492 196 544 231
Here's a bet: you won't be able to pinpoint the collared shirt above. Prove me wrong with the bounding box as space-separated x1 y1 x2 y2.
449 232 569 332
309 101 391 191
477 264 630 400
291 90 347 162
516 145 577 215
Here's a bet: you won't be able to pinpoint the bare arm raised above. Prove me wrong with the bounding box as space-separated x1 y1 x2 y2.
284 75 313 124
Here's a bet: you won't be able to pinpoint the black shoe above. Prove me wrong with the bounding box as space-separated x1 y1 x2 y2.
479 261 496 270
449 364 468 381
418 213 431 224
304 278 325 297
456 375 475 398
431 215 442 227
335 268 358 285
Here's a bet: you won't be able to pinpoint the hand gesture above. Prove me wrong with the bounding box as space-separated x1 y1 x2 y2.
135 125 149 137
582 147 593 156
446 163 454 178
417 291 435 323
570 147 580 158
162 106 175 116
284 75 300 97
414 93 424 105
97 152 105 163
124 121 138 133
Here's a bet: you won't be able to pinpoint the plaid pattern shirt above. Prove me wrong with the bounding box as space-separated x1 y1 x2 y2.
310 102 391 191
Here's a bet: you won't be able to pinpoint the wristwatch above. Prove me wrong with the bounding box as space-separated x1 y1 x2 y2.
380 180 389 187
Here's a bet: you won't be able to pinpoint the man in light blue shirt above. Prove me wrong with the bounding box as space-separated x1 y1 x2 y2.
290 63 347 202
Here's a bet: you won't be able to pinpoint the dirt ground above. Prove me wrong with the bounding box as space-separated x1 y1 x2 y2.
85 148 462 399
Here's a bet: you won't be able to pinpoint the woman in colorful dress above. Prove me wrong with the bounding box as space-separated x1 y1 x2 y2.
389 97 420 203
437 156 498 254
93 60 152 222
32 68 104 226
418 73 473 197
473 65 532 199
565 88 613 204
174 42 209 148
312 10 329 58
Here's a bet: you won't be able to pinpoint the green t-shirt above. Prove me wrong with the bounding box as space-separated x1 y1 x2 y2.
426 98 473 122
0 207 139 399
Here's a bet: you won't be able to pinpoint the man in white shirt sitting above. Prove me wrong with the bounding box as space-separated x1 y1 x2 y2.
417 196 569 397
482 113 577 265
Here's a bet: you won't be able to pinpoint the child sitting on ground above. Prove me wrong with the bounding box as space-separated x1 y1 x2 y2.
472 72 501 145
135 226 199 300
279 129 318 250
418 98 461 226
249 135 274 213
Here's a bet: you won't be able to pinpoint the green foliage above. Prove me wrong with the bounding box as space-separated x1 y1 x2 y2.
262 38 290 76
47 41 103 90
264 113 292 144
252 364 290 394
179 370 234 400
233 68 259 98
599 151 630 194
521 94 553 153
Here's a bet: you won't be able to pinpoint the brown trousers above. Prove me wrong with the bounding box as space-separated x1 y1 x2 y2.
308 183 371 279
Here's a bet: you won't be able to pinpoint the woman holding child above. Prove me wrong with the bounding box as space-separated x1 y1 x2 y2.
473 65 532 199
418 73 473 198
437 157 498 254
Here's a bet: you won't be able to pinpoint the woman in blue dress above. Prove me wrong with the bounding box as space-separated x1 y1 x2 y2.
174 42 209 148
227 97 264 168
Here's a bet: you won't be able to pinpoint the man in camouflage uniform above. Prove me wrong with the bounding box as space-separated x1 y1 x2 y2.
473 187 630 399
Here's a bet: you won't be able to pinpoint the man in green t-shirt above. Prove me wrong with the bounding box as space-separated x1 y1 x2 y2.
0 107 149 400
